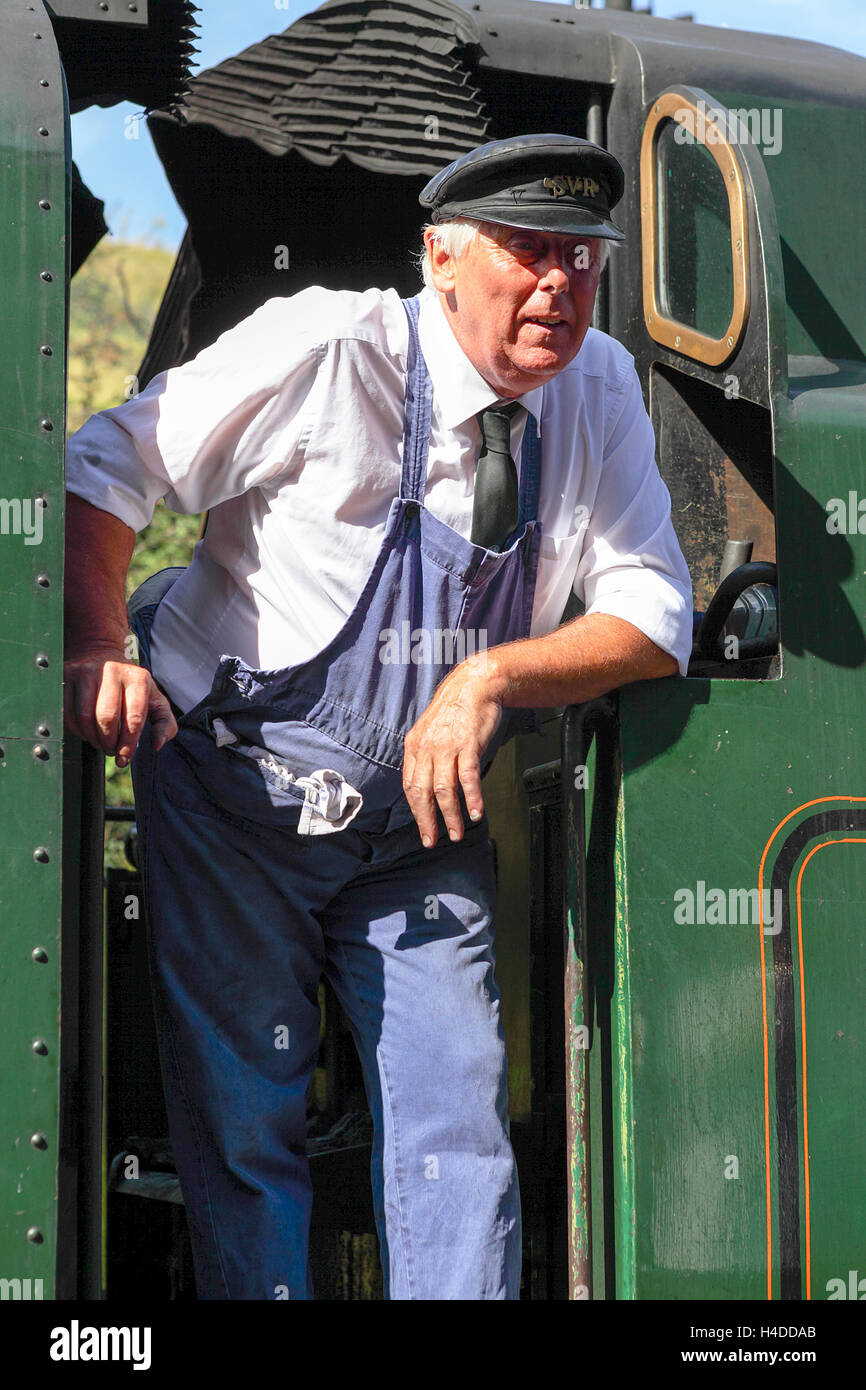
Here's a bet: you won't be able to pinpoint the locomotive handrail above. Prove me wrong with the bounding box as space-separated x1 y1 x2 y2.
59 739 107 1299
561 693 618 1300
694 560 778 661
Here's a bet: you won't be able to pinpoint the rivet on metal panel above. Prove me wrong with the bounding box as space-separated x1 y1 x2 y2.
99 1 109 8
39 343 53 353
33 33 42 40
33 847 50 862
33 745 50 761
36 575 50 588
40 419 53 432
26 1228 44 1244
35 655 49 668
727 336 734 347
38 201 51 213
30 1133 48 1150
31 1040 48 1056
36 724 50 737
39 270 52 282
31 948 48 963
38 127 49 137
39 79 49 88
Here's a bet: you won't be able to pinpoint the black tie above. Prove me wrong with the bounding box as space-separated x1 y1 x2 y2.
470 400 523 552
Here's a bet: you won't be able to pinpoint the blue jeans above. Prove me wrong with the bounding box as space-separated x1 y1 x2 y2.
132 720 521 1299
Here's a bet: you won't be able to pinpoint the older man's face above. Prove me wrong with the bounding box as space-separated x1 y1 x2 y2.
427 220 604 397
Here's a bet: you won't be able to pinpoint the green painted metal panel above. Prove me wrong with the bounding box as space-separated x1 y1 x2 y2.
616 677 776 1298
716 92 866 365
603 59 866 1298
613 365 866 1298
0 2 68 1297
792 839 866 1299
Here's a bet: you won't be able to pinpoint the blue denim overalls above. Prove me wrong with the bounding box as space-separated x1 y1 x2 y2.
130 294 544 1299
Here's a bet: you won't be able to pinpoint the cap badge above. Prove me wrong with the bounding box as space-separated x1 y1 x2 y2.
543 175 600 199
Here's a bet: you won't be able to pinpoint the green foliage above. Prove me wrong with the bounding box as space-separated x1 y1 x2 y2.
69 235 202 868
68 234 175 434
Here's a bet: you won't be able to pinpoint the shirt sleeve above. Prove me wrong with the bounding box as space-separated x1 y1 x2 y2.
65 293 320 531
574 361 694 678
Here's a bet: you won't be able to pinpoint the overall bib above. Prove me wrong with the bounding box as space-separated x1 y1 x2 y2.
130 294 545 1299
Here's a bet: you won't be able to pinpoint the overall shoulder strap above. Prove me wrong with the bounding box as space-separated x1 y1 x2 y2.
516 409 542 529
400 295 432 503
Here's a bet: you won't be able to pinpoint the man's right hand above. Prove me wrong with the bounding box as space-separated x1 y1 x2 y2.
64 495 178 767
63 647 178 768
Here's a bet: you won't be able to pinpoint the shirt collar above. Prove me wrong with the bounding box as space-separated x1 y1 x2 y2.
416 285 544 436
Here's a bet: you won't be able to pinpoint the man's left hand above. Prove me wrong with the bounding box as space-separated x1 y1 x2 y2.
402 655 503 847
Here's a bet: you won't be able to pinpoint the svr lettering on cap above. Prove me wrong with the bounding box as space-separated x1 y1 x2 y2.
543 175 600 198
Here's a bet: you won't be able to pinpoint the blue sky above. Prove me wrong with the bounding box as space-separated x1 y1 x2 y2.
70 0 866 252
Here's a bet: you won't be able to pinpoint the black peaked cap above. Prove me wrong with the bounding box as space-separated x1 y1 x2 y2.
420 133 626 240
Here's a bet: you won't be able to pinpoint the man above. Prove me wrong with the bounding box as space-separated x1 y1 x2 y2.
64 134 693 1299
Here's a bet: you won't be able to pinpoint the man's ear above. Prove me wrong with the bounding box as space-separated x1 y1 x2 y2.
424 227 457 293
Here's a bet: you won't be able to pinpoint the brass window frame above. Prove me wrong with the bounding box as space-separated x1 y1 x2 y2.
641 91 750 367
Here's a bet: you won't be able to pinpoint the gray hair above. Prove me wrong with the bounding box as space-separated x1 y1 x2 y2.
417 217 611 289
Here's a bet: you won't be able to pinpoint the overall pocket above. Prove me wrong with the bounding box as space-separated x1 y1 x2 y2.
184 713 364 836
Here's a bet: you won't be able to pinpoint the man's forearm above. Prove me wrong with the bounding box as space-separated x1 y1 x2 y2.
479 611 679 709
64 492 136 658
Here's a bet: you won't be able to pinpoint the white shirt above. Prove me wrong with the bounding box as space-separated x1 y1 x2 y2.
65 283 693 713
